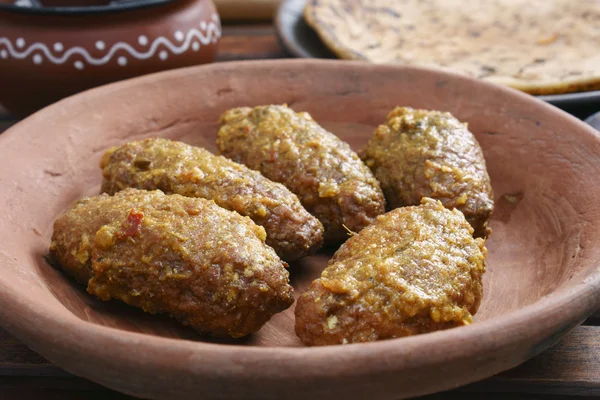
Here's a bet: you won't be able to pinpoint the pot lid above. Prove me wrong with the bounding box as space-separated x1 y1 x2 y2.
0 0 175 15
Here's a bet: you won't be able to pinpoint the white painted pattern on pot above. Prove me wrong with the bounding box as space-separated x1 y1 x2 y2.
0 13 221 70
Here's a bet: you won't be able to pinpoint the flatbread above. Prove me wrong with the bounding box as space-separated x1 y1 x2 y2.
304 0 600 94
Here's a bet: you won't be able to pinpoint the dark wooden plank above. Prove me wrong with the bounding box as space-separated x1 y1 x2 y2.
221 24 277 36
464 325 600 396
2 389 130 400
0 120 15 134
216 0 279 22
0 329 69 378
4 383 598 400
2 379 598 400
585 310 600 326
422 393 600 400
1 325 599 396
1 376 115 391
217 34 287 61
1 377 132 400
2 377 598 400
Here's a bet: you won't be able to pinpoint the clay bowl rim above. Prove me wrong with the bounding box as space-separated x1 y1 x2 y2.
1 59 600 383
0 0 174 15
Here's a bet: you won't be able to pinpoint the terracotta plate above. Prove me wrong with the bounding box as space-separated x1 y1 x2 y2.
274 0 600 119
1 59 600 400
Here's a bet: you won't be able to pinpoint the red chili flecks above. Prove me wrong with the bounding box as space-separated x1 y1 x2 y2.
244 125 250 132
269 149 277 162
117 209 144 239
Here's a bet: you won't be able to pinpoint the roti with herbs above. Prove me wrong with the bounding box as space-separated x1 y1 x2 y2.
304 0 600 94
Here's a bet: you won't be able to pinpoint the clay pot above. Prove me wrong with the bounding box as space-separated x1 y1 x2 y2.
0 0 220 117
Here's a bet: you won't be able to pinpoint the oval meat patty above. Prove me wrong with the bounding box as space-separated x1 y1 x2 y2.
100 138 323 261
362 107 494 238
217 104 386 245
295 198 487 346
49 188 294 338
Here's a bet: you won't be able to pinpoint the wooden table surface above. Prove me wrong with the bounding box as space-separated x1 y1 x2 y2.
1 23 599 400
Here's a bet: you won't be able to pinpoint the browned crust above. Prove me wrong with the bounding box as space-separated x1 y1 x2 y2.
295 199 487 346
100 138 324 261
49 188 294 338
217 105 386 245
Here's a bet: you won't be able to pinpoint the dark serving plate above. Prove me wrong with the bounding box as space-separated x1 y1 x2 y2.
275 0 600 119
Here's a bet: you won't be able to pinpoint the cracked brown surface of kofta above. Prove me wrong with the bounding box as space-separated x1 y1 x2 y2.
217 105 386 245
295 198 487 346
100 138 323 261
49 188 294 338
361 107 494 238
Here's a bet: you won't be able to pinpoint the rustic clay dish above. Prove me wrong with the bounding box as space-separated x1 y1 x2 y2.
0 60 599 400
0 0 220 117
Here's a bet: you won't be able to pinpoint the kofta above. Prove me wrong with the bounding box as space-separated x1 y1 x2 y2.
217 105 386 245
100 138 324 261
49 188 294 338
361 107 494 238
295 198 487 346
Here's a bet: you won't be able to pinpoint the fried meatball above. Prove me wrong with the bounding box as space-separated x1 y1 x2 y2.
295 198 487 346
49 188 294 338
100 138 323 261
217 105 386 245
361 107 494 238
